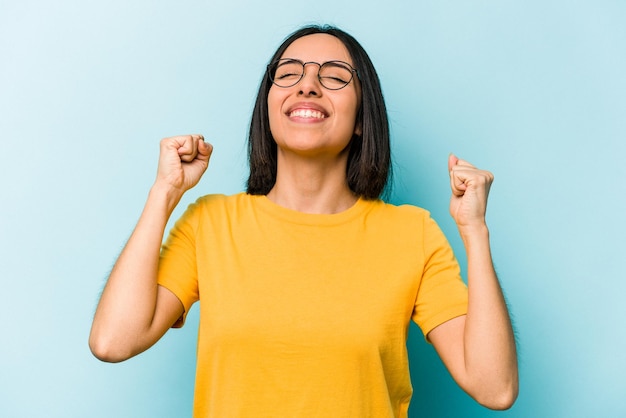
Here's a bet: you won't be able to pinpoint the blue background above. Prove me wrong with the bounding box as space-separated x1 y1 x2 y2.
1 1 624 417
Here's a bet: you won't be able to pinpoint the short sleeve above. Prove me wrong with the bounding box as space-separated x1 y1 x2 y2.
412 215 468 339
157 201 201 328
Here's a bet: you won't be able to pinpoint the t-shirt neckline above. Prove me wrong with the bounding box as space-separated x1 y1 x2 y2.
249 193 376 227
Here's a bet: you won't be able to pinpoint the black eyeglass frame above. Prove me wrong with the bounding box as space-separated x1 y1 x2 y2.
267 58 359 91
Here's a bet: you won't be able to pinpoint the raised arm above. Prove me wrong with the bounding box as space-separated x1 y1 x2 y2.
428 154 518 409
89 134 212 362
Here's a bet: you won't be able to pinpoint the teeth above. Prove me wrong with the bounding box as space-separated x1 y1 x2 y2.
290 109 325 119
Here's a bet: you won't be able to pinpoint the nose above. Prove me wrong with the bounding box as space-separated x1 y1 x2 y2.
298 62 322 96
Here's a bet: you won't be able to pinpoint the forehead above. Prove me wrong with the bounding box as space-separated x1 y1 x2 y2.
280 34 353 65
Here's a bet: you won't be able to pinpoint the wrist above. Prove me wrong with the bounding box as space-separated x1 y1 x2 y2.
149 181 184 214
457 223 490 245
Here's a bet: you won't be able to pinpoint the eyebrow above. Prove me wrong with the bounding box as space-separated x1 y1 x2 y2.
277 58 355 68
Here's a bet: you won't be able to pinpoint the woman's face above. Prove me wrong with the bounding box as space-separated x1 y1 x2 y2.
267 34 362 160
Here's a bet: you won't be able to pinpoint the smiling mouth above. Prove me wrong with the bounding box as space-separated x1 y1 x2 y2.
289 109 326 119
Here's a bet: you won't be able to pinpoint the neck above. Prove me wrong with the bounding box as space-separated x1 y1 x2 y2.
266 151 357 214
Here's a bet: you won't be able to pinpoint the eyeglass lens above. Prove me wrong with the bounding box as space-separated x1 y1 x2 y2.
270 59 354 90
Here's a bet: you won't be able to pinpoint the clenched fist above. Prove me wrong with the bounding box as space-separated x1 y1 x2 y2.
448 154 494 231
156 134 213 193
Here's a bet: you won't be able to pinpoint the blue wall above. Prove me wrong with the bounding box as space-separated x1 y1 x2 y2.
1 1 624 417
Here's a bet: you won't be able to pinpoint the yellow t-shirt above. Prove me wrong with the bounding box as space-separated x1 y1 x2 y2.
158 193 467 417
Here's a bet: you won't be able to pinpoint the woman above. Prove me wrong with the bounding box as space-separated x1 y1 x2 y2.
90 25 518 417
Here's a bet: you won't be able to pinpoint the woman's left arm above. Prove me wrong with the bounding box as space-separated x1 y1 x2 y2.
428 154 518 410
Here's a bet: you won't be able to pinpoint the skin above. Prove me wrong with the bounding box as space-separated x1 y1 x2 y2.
266 34 362 214
89 135 209 361
89 33 518 410
429 154 518 409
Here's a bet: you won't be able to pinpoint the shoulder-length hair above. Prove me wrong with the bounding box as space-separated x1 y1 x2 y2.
246 25 391 200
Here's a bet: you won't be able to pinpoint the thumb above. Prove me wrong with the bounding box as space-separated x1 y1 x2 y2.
197 139 213 162
448 153 459 173
448 153 467 197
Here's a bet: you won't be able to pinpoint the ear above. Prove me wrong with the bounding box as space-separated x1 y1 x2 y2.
354 123 362 136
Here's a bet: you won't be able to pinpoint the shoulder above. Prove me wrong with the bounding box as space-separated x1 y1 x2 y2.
365 200 451 243
188 193 279 226
365 199 432 223
357 200 434 240
174 193 250 225
194 192 241 205
190 192 252 210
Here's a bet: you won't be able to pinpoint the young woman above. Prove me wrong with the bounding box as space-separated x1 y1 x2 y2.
90 25 518 417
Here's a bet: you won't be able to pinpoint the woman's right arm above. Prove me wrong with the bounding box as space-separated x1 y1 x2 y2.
89 134 212 362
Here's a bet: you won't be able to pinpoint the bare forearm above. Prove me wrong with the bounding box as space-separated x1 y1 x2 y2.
460 225 518 408
89 184 182 361
89 135 211 361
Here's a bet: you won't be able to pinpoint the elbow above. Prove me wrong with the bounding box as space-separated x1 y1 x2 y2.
88 332 133 363
474 378 519 410
478 390 518 411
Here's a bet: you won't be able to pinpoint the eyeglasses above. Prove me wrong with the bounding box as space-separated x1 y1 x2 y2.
267 58 358 90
